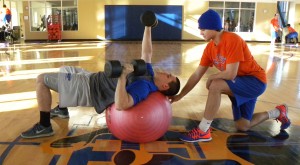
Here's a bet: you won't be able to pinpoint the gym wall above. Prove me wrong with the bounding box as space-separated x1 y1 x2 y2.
22 0 300 42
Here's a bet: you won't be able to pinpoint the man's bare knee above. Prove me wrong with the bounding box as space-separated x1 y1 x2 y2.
235 120 251 132
209 80 223 91
208 79 230 94
235 124 250 132
36 74 46 84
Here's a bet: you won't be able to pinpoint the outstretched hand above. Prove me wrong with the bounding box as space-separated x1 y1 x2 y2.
168 95 182 104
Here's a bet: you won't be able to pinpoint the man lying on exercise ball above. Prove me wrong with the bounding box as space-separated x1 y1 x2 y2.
21 11 180 139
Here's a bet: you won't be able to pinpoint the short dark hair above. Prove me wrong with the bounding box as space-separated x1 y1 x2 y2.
3 4 6 8
160 77 180 96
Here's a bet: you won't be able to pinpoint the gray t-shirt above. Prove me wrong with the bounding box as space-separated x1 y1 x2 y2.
89 64 156 114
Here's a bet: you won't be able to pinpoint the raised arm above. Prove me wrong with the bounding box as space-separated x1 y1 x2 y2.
141 27 152 63
114 27 152 110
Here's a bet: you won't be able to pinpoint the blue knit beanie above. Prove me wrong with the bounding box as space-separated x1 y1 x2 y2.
198 9 222 31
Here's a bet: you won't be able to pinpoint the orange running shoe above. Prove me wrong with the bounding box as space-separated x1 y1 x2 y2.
179 127 212 142
275 104 291 130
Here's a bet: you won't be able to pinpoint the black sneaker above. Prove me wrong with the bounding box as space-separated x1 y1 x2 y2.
21 123 54 139
50 105 69 118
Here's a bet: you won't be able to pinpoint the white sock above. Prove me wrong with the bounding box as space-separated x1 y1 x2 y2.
198 118 212 132
267 108 280 119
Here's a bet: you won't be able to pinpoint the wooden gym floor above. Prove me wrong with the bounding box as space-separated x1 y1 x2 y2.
0 41 299 165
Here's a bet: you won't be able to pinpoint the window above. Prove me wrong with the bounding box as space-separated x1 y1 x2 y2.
209 1 255 32
29 0 78 32
62 0 78 30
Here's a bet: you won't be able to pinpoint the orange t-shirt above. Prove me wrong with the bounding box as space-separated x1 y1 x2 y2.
5 8 11 15
271 18 279 31
288 26 296 33
200 31 267 84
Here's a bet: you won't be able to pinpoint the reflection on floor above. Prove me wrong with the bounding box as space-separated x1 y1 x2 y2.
41 117 298 165
0 41 299 165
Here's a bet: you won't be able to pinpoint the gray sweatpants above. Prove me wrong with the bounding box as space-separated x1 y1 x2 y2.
43 66 93 108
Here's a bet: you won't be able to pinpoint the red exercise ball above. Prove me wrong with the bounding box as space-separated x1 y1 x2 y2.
106 92 172 143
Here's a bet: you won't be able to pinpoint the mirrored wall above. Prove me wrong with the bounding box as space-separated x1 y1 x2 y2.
209 1 255 32
29 0 78 32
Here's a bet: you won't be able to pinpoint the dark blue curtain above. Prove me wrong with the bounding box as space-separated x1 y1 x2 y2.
105 5 182 41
